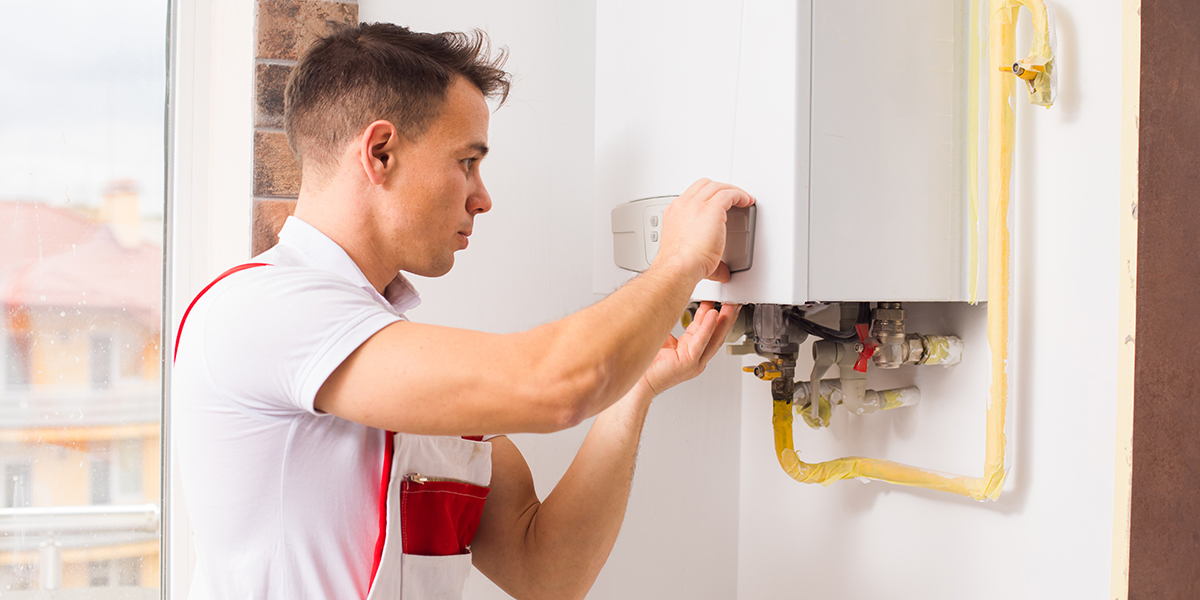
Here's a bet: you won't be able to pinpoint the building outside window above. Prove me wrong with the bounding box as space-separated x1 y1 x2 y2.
4 332 32 387
90 334 115 391
0 0 166 593
91 449 113 506
4 462 32 509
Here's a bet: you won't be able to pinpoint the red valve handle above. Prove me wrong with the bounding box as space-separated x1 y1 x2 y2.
853 323 876 373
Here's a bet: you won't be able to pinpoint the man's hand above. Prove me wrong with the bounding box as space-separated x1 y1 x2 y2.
642 301 741 396
472 300 743 600
655 179 755 283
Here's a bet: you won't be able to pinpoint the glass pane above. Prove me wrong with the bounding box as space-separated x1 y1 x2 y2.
0 0 166 594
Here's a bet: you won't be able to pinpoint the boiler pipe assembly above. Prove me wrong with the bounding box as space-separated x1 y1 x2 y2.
770 0 1055 501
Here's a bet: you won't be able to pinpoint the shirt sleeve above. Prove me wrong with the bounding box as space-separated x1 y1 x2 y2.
196 266 402 416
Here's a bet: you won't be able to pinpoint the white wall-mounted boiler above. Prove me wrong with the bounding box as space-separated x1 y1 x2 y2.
593 0 978 305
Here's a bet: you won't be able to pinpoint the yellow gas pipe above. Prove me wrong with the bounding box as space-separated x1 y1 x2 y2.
771 0 1054 501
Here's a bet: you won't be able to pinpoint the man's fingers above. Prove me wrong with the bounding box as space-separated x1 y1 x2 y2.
683 307 721 359
695 179 733 202
695 186 754 212
659 178 754 283
681 178 713 198
677 179 746 207
689 180 754 209
697 303 740 365
679 301 714 344
681 302 715 342
647 302 740 395
702 182 754 208
712 187 755 209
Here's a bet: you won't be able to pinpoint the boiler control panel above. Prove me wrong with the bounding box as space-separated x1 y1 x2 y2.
611 195 756 273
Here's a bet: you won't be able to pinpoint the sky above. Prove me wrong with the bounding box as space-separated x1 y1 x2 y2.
0 0 168 216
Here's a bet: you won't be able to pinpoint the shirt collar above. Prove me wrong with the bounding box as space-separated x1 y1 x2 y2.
276 216 422 314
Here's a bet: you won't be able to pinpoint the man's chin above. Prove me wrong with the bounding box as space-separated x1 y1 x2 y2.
410 258 454 279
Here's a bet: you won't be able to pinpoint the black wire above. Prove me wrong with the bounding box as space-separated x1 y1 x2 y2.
857 302 871 326
784 311 856 341
783 303 871 342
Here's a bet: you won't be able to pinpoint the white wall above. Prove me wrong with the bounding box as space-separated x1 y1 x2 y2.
358 2 742 599
361 1 1120 599
736 2 1121 598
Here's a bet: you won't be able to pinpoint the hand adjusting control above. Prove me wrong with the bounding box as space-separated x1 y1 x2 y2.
611 195 756 273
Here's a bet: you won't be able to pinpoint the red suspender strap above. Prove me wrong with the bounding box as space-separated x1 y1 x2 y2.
172 263 270 362
370 431 396 587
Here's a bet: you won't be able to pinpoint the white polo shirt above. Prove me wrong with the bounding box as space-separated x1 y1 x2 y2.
174 216 421 599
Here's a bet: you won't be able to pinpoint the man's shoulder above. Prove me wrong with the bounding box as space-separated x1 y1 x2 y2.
175 261 401 407
208 263 372 302
184 264 391 348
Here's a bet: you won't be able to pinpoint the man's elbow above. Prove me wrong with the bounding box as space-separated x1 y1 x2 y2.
531 361 609 433
544 402 588 433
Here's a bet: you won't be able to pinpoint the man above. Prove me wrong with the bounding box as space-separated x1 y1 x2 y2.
173 22 753 599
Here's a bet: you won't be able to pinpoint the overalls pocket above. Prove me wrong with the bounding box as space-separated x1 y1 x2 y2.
367 434 492 600
399 473 489 556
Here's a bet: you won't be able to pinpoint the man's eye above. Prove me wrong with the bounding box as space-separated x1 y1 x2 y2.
462 158 477 169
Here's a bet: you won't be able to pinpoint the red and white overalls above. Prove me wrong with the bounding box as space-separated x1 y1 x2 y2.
367 432 491 599
177 263 491 599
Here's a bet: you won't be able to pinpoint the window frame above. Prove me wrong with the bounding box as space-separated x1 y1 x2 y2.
164 0 255 595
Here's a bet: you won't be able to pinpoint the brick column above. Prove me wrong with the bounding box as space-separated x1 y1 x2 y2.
252 0 358 255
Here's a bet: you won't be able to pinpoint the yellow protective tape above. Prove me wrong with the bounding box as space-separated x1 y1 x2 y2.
982 0 1019 497
997 0 1055 107
1111 0 1140 594
774 400 994 500
921 335 960 365
880 389 908 411
799 397 832 429
770 0 1054 502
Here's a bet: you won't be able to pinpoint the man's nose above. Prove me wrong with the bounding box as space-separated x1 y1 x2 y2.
468 180 492 215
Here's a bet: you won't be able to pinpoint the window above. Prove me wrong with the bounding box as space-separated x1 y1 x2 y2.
0 564 35 592
86 558 142 588
118 557 143 587
0 0 166 592
90 450 112 506
88 560 112 588
90 334 115 390
4 331 32 387
4 462 32 508
118 439 144 498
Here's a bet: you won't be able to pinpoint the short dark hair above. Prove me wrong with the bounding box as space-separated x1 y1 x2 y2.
284 22 511 173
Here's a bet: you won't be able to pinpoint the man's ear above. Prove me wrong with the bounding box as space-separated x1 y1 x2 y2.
359 120 399 186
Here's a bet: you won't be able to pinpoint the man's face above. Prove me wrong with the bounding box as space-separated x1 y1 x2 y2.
386 77 492 277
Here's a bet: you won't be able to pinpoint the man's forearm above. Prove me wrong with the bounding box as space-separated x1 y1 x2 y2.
507 380 655 599
533 257 699 420
314 259 696 436
314 182 751 437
